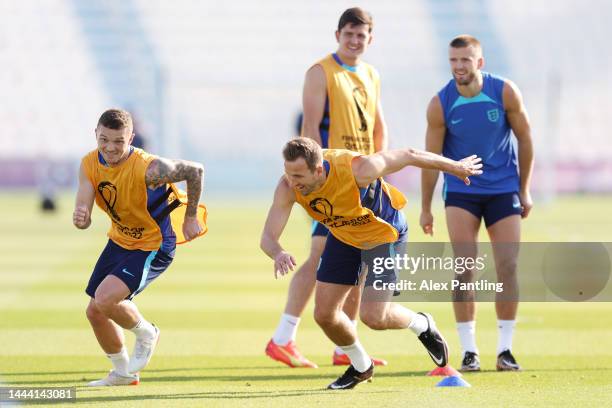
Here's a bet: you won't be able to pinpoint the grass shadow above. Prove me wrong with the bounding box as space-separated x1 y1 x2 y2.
1 366 275 377
3 368 429 386
73 389 397 403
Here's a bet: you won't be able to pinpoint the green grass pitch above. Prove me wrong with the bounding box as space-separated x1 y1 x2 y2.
1 192 612 407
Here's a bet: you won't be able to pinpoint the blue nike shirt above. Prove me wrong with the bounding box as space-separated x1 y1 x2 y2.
438 71 519 195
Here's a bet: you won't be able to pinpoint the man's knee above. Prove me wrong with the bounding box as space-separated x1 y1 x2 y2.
455 268 476 283
496 258 518 280
86 300 106 323
313 306 336 328
94 291 121 316
360 307 387 330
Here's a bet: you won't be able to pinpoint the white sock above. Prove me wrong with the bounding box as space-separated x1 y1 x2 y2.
107 347 129 376
339 340 371 373
272 313 300 346
129 318 155 339
408 313 429 335
457 321 478 355
335 320 358 355
497 320 515 355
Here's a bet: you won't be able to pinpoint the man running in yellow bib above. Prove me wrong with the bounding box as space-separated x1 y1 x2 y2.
74 109 207 386
261 138 482 389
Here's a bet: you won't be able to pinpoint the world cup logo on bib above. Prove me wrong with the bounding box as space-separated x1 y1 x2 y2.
309 198 334 218
98 181 121 222
352 86 368 132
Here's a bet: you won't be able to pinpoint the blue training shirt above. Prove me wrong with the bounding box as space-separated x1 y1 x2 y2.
359 179 408 242
438 71 519 195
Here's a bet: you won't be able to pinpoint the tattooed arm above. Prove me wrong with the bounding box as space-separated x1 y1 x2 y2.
145 157 204 240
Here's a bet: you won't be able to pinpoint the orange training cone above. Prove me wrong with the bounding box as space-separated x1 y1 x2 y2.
427 365 462 377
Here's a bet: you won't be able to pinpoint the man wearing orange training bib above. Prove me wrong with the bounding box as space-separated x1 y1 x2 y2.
266 6 390 369
74 109 206 387
261 138 483 389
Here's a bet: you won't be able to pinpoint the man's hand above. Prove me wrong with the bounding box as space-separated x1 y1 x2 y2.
453 155 483 185
420 211 434 236
182 215 203 241
73 205 91 229
519 190 533 219
274 251 296 279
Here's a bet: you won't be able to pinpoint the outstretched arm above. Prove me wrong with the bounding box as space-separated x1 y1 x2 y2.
352 148 482 188
73 163 95 229
504 80 534 218
260 177 297 279
145 157 204 240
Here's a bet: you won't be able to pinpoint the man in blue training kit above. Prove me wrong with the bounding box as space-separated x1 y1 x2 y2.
420 35 534 372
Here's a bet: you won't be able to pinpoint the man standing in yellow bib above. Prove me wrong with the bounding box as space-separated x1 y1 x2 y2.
266 7 390 369
261 138 482 389
74 109 206 386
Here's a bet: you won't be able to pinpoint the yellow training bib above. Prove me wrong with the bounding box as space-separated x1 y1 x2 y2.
81 148 207 250
316 54 380 154
293 149 406 249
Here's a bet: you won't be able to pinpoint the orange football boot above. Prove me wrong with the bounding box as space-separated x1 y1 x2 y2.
265 339 318 368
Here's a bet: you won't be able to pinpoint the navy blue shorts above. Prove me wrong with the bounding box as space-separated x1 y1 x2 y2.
444 192 522 228
311 220 329 237
317 233 406 286
85 240 174 300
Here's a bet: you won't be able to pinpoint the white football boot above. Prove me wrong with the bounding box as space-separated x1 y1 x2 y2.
87 370 139 386
128 325 160 373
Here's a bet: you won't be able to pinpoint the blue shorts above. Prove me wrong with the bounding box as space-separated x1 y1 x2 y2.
85 240 174 300
444 192 522 228
316 233 406 286
311 220 329 237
